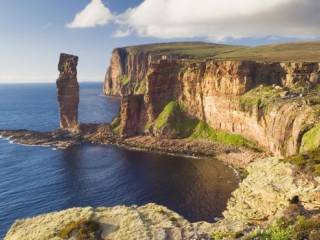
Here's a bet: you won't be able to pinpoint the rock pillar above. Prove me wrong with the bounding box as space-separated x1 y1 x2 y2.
56 53 79 131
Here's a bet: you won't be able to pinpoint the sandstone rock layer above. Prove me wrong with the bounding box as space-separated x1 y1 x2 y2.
57 53 79 131
105 47 320 157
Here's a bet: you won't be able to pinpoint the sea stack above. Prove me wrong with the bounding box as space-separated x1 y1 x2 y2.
56 53 79 131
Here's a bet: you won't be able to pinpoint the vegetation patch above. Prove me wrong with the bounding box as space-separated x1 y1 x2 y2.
190 121 259 150
153 101 199 138
239 85 283 112
300 124 320 153
212 231 243 240
154 101 181 129
283 149 320 177
125 41 320 62
134 77 147 94
110 117 121 135
152 101 259 149
57 220 101 240
119 74 130 86
246 216 320 240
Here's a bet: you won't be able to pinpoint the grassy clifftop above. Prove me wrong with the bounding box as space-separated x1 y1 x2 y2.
118 41 320 62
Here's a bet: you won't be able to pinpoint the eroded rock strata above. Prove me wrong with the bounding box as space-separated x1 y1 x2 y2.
105 47 320 157
57 53 79 131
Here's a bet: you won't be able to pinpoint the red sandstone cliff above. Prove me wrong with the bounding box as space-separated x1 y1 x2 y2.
57 53 79 131
104 45 320 157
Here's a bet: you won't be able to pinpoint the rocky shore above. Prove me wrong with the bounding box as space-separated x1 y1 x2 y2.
5 157 320 240
0 124 265 169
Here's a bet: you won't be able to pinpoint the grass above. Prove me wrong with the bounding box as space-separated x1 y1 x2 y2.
118 41 320 62
212 231 243 240
239 85 284 112
212 215 320 239
125 42 245 61
283 149 320 176
217 42 320 62
246 216 320 240
134 77 147 94
154 101 198 137
190 121 258 150
154 101 181 129
300 123 320 153
152 101 258 149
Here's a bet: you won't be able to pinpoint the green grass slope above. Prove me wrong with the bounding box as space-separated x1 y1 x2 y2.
119 41 320 62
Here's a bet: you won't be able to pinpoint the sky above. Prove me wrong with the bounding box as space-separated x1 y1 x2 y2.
0 0 319 83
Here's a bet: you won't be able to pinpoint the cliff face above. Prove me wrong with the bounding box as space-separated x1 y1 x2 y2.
57 53 79 131
104 48 150 96
105 47 320 157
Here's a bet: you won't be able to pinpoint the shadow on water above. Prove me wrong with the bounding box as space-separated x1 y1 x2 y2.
60 144 238 222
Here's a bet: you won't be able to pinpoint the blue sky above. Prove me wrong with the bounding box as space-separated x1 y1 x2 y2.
0 0 319 83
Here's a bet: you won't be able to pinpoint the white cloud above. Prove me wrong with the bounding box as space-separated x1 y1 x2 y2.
66 0 320 40
67 0 113 28
112 29 132 38
115 0 320 40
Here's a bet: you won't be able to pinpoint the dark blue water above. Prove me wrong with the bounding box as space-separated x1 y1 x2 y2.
0 83 238 238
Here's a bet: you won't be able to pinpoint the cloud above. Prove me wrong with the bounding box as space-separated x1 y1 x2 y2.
115 0 320 40
112 29 132 38
67 0 113 28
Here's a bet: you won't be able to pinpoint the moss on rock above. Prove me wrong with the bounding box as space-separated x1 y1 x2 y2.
239 85 283 112
119 74 130 86
300 123 320 153
58 220 101 240
284 149 320 176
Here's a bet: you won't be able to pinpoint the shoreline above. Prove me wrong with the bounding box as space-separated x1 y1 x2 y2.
3 129 320 239
0 128 267 181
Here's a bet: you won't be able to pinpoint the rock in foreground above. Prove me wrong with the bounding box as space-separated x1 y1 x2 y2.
4 204 211 240
5 157 320 239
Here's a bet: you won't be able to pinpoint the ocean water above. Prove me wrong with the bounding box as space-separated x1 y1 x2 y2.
0 83 238 237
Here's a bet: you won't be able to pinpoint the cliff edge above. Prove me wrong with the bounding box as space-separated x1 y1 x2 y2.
104 42 320 157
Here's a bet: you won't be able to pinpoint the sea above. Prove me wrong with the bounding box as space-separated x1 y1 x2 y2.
0 83 238 237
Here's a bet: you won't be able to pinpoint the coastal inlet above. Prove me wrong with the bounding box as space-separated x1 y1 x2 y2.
0 83 238 238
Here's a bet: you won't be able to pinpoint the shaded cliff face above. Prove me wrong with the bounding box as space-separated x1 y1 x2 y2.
57 53 79 131
105 47 320 157
118 95 146 137
104 48 150 96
